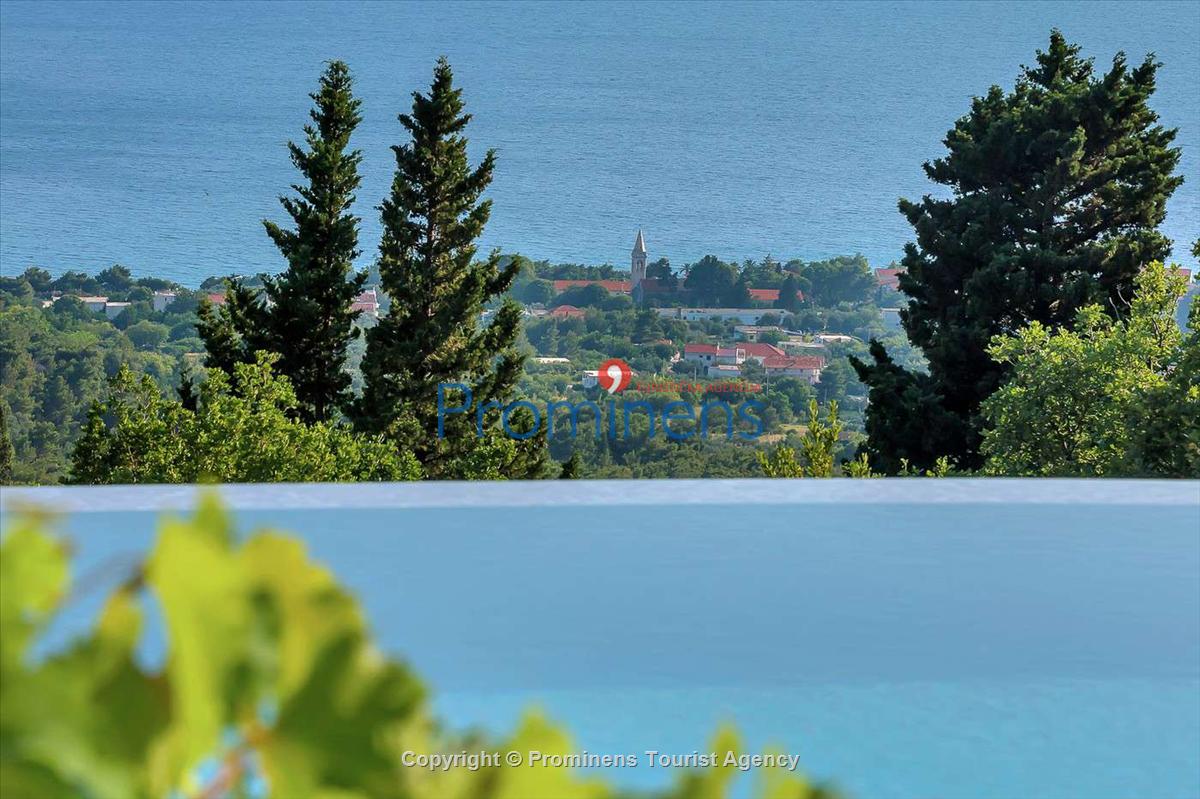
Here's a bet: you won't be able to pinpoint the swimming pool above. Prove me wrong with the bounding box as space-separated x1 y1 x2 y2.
3 479 1198 798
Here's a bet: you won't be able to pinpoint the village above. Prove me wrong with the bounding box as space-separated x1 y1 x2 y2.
28 230 909 398
525 231 904 390
28 230 1196 411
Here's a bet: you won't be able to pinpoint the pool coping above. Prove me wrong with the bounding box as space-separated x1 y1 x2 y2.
2 478 1198 513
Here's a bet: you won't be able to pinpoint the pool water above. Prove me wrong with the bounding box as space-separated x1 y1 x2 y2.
4 480 1198 798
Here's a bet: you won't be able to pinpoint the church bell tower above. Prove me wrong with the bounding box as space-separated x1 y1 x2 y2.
631 229 647 290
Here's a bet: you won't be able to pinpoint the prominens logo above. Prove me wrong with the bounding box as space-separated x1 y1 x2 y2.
436 355 766 442
597 358 632 394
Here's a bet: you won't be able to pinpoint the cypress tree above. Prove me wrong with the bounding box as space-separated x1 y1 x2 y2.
354 58 538 477
0 403 14 484
776 273 802 313
196 61 366 422
852 31 1183 472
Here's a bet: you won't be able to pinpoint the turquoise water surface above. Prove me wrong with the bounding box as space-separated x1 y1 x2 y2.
2 1 1198 282
4 481 1198 799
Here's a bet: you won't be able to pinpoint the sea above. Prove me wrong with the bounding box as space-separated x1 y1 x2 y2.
1 1 1198 285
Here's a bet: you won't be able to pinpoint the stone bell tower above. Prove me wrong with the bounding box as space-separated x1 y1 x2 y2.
631 229 647 290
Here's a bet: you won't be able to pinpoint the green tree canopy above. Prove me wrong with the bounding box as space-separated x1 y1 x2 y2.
71 353 419 484
776 273 804 312
0 403 13 484
354 58 542 478
684 256 742 306
981 263 1196 476
853 30 1183 472
800 256 875 307
95 265 134 294
196 61 368 422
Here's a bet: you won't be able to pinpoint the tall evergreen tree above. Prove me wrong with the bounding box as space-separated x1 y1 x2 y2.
354 58 539 477
852 30 1183 472
195 283 261 373
196 60 366 422
776 273 803 312
0 403 14 484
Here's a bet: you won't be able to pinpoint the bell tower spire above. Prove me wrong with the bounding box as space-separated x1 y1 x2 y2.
631 230 647 290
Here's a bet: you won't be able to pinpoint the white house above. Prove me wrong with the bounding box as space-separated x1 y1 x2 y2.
103 301 131 320
683 343 747 368
706 363 743 378
733 325 788 342
152 291 177 313
657 308 778 325
777 339 827 355
763 355 825 385
77 296 109 313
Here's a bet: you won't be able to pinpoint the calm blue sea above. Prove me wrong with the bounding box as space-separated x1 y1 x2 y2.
1 1 1198 285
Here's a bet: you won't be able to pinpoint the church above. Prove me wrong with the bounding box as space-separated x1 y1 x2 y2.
551 230 802 307
628 230 679 304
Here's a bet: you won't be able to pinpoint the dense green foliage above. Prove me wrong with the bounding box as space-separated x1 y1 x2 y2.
197 61 369 422
0 255 902 483
759 401 845 478
853 31 1184 473
0 405 12 484
0 270 201 484
683 256 751 306
981 263 1198 477
354 59 540 478
71 354 419 484
0 501 844 798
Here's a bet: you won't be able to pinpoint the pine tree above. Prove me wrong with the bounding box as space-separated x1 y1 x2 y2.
0 403 14 484
852 30 1183 472
258 60 367 421
195 282 261 374
354 58 540 477
559 451 582 479
776 273 802 313
177 361 200 412
195 61 366 422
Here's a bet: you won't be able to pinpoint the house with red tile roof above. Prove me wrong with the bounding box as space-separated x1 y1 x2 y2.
747 287 805 304
875 268 904 291
763 355 825 384
738 342 787 362
350 289 379 317
683 343 746 366
549 304 586 319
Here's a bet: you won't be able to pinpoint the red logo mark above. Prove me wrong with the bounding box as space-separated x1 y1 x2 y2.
597 358 632 394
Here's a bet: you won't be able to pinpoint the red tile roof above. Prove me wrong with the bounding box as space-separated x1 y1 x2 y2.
747 287 805 303
206 292 227 305
684 343 719 354
552 279 632 294
875 268 903 289
549 304 586 318
739 342 786 358
763 355 825 371
350 289 378 313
